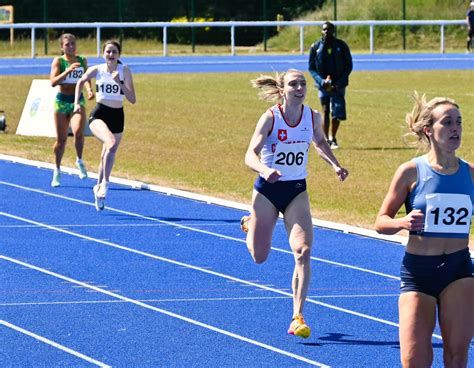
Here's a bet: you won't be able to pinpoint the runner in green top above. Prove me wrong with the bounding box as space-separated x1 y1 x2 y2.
49 33 94 187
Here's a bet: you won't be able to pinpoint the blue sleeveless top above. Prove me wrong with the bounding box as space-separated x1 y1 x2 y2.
405 155 474 238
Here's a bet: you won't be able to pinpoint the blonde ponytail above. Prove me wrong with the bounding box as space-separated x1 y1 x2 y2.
250 69 303 102
404 91 458 149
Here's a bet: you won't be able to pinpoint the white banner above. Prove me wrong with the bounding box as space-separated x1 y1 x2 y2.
16 79 92 137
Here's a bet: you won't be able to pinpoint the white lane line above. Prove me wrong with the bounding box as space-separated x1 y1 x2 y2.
0 211 422 338
0 319 110 367
0 180 401 280
0 223 239 228
0 294 400 307
0 155 408 244
1 256 330 368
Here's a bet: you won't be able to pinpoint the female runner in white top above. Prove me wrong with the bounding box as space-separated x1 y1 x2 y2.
74 40 136 211
242 69 349 338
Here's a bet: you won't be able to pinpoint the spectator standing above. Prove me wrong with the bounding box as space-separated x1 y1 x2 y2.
308 21 352 149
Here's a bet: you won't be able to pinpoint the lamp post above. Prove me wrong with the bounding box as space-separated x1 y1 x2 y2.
402 0 406 51
43 0 48 55
191 0 195 53
118 0 124 45
263 0 267 52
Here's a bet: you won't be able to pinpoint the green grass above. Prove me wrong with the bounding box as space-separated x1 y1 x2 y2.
1 70 473 230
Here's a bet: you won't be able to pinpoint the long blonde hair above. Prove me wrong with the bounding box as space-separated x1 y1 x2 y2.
404 91 459 149
250 69 303 102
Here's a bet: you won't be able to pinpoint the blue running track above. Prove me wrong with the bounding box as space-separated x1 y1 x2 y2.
1 53 473 366
1 156 473 367
0 53 473 75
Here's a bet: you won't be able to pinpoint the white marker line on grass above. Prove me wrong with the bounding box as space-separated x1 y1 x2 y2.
0 319 110 367
1 211 441 340
1 256 329 368
0 180 401 280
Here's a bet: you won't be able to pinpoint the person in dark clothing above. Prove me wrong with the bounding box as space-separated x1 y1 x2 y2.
308 21 352 149
467 2 474 53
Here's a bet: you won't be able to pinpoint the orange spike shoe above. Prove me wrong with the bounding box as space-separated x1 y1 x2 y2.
240 215 250 233
288 314 311 338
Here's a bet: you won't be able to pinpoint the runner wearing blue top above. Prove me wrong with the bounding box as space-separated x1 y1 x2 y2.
375 92 474 368
241 69 349 339
74 40 136 211
50 33 94 187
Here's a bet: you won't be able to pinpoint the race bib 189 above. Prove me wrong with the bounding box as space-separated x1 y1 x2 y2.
424 193 472 234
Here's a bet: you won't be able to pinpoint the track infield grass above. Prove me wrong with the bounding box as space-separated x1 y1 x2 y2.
0 70 473 230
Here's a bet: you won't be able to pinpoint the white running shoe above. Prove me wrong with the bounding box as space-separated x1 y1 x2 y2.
93 184 105 211
51 170 61 187
97 181 108 198
76 159 88 179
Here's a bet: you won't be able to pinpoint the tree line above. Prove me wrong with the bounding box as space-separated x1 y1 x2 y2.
0 0 325 44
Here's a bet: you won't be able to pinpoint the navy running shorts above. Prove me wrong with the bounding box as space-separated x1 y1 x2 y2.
400 248 473 300
254 176 306 214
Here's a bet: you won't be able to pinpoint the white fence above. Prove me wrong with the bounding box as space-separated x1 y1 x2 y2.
0 19 467 58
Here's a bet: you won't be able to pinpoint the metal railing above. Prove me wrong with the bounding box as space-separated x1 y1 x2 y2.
0 19 467 58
